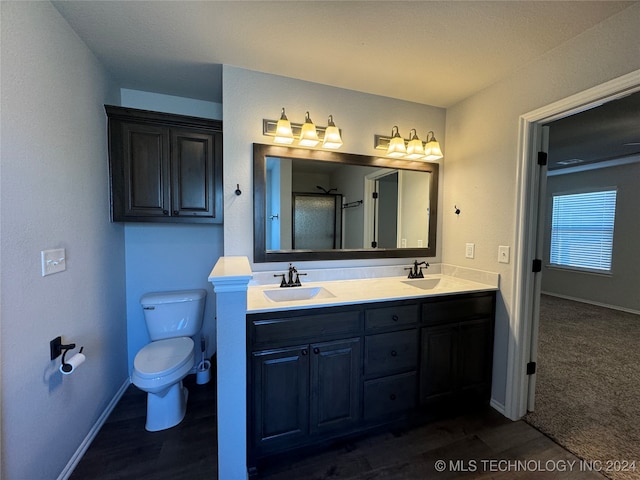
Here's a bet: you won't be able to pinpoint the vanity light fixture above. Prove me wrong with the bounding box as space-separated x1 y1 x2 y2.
406 129 425 159
374 128 443 161
423 131 443 160
299 111 320 147
274 107 294 144
386 126 407 158
263 109 343 149
322 115 343 149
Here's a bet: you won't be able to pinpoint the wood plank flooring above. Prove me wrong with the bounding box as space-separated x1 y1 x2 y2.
71 368 604 480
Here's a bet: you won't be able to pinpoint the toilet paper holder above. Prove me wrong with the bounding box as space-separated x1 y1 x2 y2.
50 336 84 372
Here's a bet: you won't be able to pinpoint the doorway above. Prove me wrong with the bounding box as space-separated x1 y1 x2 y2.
507 69 640 421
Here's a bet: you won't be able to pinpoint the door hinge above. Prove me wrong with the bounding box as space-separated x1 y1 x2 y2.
537 151 548 166
532 259 542 273
372 192 379 199
371 241 377 248
527 361 537 375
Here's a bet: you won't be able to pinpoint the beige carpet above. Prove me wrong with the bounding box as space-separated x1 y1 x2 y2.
525 295 640 480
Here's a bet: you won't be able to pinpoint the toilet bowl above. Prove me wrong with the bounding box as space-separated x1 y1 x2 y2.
131 337 195 431
130 289 206 431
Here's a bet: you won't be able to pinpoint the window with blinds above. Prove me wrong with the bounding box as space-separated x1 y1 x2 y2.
550 189 617 273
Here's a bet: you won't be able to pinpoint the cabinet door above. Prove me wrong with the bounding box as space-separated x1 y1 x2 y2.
419 325 457 405
309 338 361 435
251 346 309 449
170 129 221 219
121 123 170 218
459 317 493 402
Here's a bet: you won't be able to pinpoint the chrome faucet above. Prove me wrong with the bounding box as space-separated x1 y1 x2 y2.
274 263 306 287
405 260 429 279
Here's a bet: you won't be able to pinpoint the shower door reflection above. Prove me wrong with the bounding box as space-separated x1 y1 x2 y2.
292 193 343 249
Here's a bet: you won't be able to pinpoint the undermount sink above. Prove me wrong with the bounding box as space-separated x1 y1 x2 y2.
401 278 442 290
263 286 336 302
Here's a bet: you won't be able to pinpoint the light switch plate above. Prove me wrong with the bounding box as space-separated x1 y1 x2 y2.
465 243 475 259
41 248 66 276
498 245 510 264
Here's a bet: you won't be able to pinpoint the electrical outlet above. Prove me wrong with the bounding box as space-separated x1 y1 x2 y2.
465 243 475 259
41 248 66 276
498 245 510 264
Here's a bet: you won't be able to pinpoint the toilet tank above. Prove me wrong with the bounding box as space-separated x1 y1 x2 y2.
140 289 206 341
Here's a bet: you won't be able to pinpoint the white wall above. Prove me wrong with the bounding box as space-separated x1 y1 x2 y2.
119 90 224 369
542 163 640 312
444 3 640 407
1 3 126 479
222 66 446 270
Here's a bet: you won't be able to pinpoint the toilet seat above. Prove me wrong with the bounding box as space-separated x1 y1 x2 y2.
133 337 194 379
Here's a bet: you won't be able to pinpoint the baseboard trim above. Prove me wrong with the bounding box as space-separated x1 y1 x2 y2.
490 397 506 417
541 291 640 316
57 378 131 480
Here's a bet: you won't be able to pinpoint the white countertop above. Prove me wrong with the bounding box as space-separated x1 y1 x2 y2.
247 271 498 313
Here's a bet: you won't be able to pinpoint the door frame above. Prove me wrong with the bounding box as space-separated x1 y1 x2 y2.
363 168 400 248
506 69 640 420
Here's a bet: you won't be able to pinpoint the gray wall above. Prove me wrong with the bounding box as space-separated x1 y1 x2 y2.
444 3 640 408
1 2 127 478
542 162 640 312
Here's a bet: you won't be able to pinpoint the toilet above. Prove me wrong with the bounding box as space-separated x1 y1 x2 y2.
131 289 206 431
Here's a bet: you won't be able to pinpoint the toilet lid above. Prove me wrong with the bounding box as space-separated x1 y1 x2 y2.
134 337 194 379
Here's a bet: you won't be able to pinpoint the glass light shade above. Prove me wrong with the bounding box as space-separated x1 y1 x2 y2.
274 108 294 144
423 139 443 160
405 130 425 159
386 127 406 158
299 112 320 147
322 115 343 149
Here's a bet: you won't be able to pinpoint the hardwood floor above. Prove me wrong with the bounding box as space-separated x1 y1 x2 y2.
70 373 217 480
71 370 604 480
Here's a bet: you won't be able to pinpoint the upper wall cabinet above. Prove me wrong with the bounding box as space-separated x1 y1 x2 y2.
105 106 223 224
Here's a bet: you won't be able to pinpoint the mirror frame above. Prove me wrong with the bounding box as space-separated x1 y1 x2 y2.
253 143 439 263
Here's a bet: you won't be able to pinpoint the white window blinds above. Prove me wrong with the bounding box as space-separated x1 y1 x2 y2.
550 189 617 273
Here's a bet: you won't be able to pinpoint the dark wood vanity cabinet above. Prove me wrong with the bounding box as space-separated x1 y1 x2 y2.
247 291 495 473
420 293 495 408
248 308 362 459
105 106 223 223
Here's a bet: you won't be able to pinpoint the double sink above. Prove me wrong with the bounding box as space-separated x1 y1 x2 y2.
262 277 442 303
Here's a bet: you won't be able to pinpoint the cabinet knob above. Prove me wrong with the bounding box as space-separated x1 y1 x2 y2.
173 210 179 216
162 210 169 215
389 394 397 401
301 349 308 356
390 350 397 357
313 347 320 354
392 315 399 322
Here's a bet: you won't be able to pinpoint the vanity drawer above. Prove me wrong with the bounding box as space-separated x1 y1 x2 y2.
251 310 361 346
365 304 419 331
364 371 417 420
421 293 494 326
364 329 417 378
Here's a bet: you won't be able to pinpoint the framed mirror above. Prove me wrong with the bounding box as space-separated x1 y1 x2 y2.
253 143 439 262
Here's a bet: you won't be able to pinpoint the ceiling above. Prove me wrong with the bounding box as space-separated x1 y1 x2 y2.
546 90 640 171
52 1 640 169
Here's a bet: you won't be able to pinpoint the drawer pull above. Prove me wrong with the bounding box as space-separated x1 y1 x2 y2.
301 349 308 356
392 315 399 322
390 350 397 357
313 347 320 354
389 393 397 401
